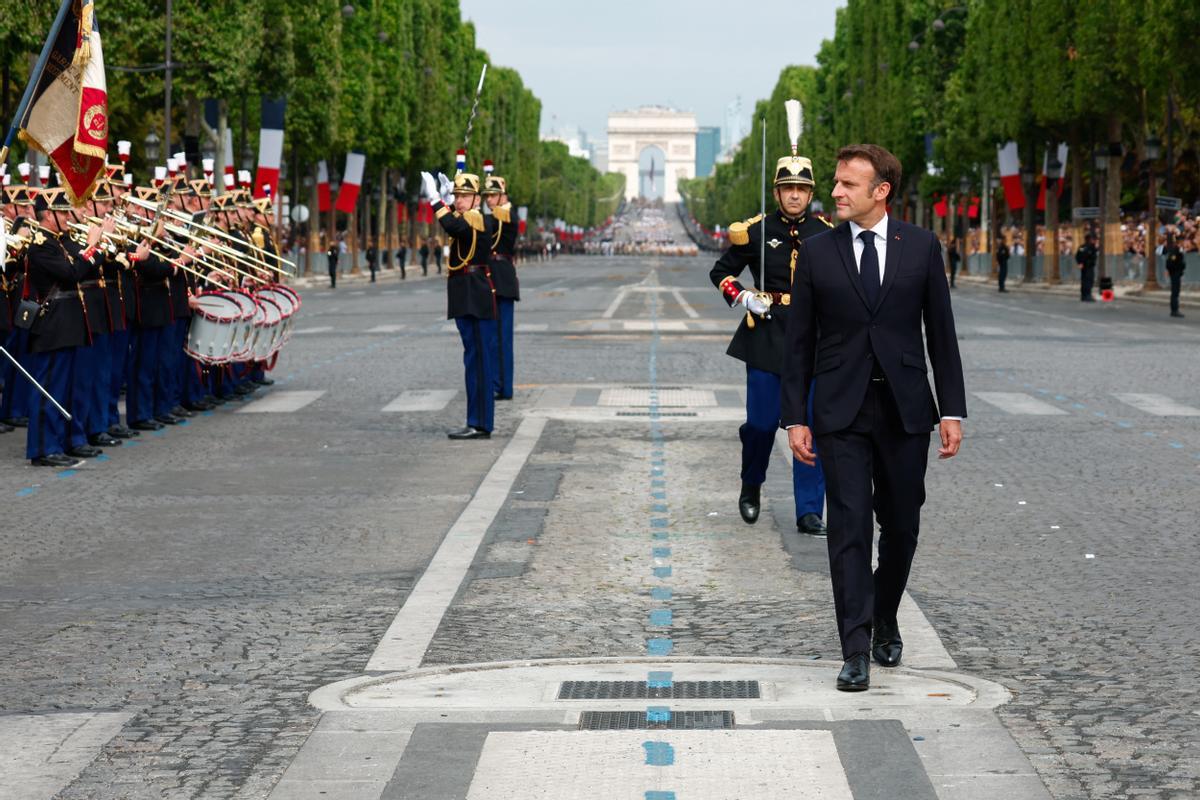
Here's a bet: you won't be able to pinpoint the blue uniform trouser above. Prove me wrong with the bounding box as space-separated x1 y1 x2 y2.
742 365 825 518
127 325 165 424
107 327 130 428
155 320 183 417
25 347 73 459
1 327 31 421
494 298 515 397
456 316 497 432
69 338 103 443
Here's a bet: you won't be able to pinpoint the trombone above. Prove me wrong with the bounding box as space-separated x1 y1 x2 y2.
67 218 234 287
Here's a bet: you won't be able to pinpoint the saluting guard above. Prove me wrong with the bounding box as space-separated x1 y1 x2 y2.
421 167 498 440
709 99 831 535
482 160 519 400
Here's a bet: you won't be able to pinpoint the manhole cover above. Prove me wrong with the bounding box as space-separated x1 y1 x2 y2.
599 388 716 407
615 411 699 417
558 680 760 700
579 710 735 730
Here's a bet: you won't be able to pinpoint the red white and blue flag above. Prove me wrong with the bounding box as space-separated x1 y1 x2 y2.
254 97 286 199
997 142 1025 212
18 0 108 205
316 160 331 213
335 152 365 214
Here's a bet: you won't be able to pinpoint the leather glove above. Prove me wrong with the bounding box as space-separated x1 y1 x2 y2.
419 171 438 201
737 290 770 316
437 172 454 205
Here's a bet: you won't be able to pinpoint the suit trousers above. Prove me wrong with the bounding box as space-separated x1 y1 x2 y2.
494 298 515 397
1169 273 1182 314
742 367 825 517
456 316 497 432
1080 265 1096 299
1 327 31 421
816 380 930 658
25 347 73 459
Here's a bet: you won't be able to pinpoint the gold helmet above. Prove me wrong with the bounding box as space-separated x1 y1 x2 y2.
774 155 815 187
453 172 481 195
482 175 507 195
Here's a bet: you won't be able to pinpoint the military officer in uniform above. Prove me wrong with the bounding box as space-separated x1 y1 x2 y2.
2 183 33 431
421 168 498 439
710 153 832 535
1075 232 1098 302
482 161 519 400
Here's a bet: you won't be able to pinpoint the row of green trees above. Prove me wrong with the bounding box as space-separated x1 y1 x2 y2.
686 0 1200 230
0 0 615 228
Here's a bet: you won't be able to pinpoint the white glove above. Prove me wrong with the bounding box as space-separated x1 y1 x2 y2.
419 171 438 201
737 290 770 316
437 172 454 205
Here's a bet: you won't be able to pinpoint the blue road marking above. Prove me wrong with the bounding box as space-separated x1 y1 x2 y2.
1117 421 1133 428
124 440 139 447
651 479 666 488
96 454 110 462
651 492 667 500
653 567 672 578
650 588 673 601
652 547 671 558
645 793 676 800
1072 403 1086 409
646 706 671 723
1094 411 1107 418
16 487 37 497
1169 442 1184 449
647 671 673 688
649 609 673 626
1143 431 1157 438
58 470 77 478
647 638 673 655
1054 395 1067 401
642 741 675 766
650 518 668 528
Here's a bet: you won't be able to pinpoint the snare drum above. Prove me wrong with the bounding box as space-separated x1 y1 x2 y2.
220 290 259 362
185 293 244 364
250 296 283 361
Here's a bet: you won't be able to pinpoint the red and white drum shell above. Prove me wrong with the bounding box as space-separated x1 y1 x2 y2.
220 289 260 363
250 295 284 362
256 287 297 352
185 292 245 365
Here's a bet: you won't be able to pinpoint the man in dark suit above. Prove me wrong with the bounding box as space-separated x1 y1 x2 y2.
781 144 966 692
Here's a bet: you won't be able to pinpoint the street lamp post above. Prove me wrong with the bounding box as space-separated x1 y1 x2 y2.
1094 146 1108 288
1143 136 1162 292
144 131 161 165
989 173 1000 279
1020 165 1037 282
1045 150 1064 285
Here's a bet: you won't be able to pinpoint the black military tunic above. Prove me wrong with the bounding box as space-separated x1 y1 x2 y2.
133 252 175 329
78 251 112 338
434 201 496 320
709 209 832 374
488 204 520 301
26 231 94 354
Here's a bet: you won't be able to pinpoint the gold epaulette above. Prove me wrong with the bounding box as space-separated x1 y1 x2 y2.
251 226 266 249
727 214 763 246
818 215 834 228
493 204 511 223
463 208 486 232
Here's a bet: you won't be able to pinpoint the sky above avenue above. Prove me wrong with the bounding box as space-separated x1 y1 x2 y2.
458 0 844 143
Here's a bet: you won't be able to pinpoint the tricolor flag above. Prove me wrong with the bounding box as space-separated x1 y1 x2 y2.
223 128 235 182
997 142 1025 212
334 152 365 214
933 194 949 218
316 160 331 213
517 206 528 235
17 0 108 205
254 97 286 199
1036 142 1069 211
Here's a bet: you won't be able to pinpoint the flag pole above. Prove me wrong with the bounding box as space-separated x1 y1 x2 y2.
0 0 75 167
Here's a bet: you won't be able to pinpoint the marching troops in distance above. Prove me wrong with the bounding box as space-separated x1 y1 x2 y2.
1 155 294 468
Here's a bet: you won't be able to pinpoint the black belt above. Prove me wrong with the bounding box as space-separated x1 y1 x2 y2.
46 287 80 302
79 279 103 289
452 264 491 275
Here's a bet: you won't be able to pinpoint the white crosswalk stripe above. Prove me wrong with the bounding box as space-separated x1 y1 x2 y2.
516 323 549 332
382 390 456 412
1112 393 1200 416
971 326 1011 336
973 392 1068 415
1040 327 1077 337
366 324 407 333
236 391 326 413
294 326 333 335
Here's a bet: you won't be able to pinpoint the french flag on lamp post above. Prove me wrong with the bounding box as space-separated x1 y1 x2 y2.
254 97 286 199
997 141 1025 211
335 152 365 214
316 160 331 213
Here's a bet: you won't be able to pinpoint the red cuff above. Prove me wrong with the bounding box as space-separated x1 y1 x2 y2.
719 276 746 306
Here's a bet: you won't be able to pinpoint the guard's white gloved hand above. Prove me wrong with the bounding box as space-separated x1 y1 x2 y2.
737 290 770 316
419 171 438 201
437 172 454 205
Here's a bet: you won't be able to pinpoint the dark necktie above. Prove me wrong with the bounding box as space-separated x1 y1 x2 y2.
858 230 880 308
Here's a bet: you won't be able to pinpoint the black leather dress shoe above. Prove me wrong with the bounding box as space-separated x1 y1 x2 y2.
131 419 165 431
837 653 871 692
494 394 512 401
108 424 140 439
796 513 827 535
2 416 29 428
203 394 226 406
182 401 212 412
32 453 84 468
234 384 256 395
67 445 102 458
171 405 196 418
0 422 13 434
447 427 492 440
738 482 761 524
156 414 182 425
252 377 275 387
88 432 122 447
872 618 904 667
1171 311 1185 318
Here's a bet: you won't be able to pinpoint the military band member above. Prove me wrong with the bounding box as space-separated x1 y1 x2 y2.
125 188 179 431
421 168 498 439
1 183 33 432
482 161 519 400
710 153 831 535
73 181 122 449
101 165 141 438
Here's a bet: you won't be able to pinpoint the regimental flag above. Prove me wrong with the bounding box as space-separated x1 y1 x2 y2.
997 142 1025 212
416 199 433 224
18 0 108 205
316 160 331 213
254 97 286 199
334 152 365 214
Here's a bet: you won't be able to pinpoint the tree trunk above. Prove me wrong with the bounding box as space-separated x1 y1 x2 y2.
215 100 229 194
376 167 389 271
1104 115 1122 282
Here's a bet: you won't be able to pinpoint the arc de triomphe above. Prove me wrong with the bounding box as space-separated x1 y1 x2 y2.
607 106 698 203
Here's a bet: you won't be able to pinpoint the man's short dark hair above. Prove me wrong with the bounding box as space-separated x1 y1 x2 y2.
836 144 902 203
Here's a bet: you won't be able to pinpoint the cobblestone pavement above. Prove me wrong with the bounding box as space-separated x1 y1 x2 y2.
1 252 1198 797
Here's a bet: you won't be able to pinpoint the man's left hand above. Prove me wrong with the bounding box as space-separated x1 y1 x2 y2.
938 419 962 459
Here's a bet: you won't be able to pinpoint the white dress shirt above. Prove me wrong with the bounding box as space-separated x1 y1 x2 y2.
847 214 889 280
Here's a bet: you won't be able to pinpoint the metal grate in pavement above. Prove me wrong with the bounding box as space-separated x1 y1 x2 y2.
557 680 760 700
578 710 735 730
615 411 698 417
